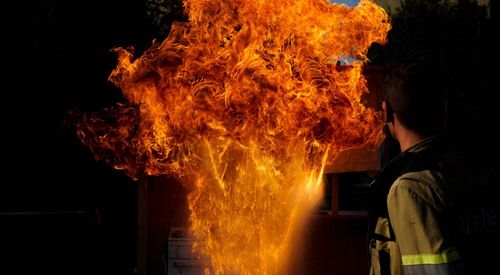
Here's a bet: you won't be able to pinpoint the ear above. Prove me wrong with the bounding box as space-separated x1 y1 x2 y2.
382 100 394 124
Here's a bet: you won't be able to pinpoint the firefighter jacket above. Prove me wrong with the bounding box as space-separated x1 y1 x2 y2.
367 136 474 275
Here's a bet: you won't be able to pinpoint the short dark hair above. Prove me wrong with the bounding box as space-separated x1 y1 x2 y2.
383 63 445 137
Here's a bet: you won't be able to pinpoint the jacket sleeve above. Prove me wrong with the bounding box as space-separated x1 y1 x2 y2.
387 173 467 275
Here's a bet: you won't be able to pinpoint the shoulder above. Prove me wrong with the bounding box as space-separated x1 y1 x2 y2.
388 170 446 208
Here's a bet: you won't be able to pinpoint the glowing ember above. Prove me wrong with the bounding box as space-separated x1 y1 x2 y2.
76 0 389 274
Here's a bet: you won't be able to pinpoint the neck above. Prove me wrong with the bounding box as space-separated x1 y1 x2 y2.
397 129 426 152
391 116 426 151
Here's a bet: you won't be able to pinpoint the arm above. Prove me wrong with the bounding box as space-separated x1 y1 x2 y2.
387 173 467 275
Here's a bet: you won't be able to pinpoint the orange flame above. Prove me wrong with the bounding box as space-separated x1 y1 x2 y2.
77 0 389 274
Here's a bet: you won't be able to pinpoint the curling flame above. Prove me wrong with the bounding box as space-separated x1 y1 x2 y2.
77 0 389 274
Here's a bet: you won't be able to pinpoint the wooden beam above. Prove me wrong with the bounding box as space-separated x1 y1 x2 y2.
325 147 380 174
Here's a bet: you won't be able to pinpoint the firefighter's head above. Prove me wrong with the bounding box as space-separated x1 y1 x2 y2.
382 63 445 140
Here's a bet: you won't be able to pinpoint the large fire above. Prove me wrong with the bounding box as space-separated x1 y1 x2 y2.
76 0 389 274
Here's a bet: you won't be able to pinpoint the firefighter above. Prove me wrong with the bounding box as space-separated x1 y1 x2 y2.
367 63 478 275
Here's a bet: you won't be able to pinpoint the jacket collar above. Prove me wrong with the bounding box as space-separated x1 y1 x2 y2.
383 135 442 169
405 135 442 154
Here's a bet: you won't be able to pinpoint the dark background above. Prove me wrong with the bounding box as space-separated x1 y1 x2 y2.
4 1 158 274
3 1 499 275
